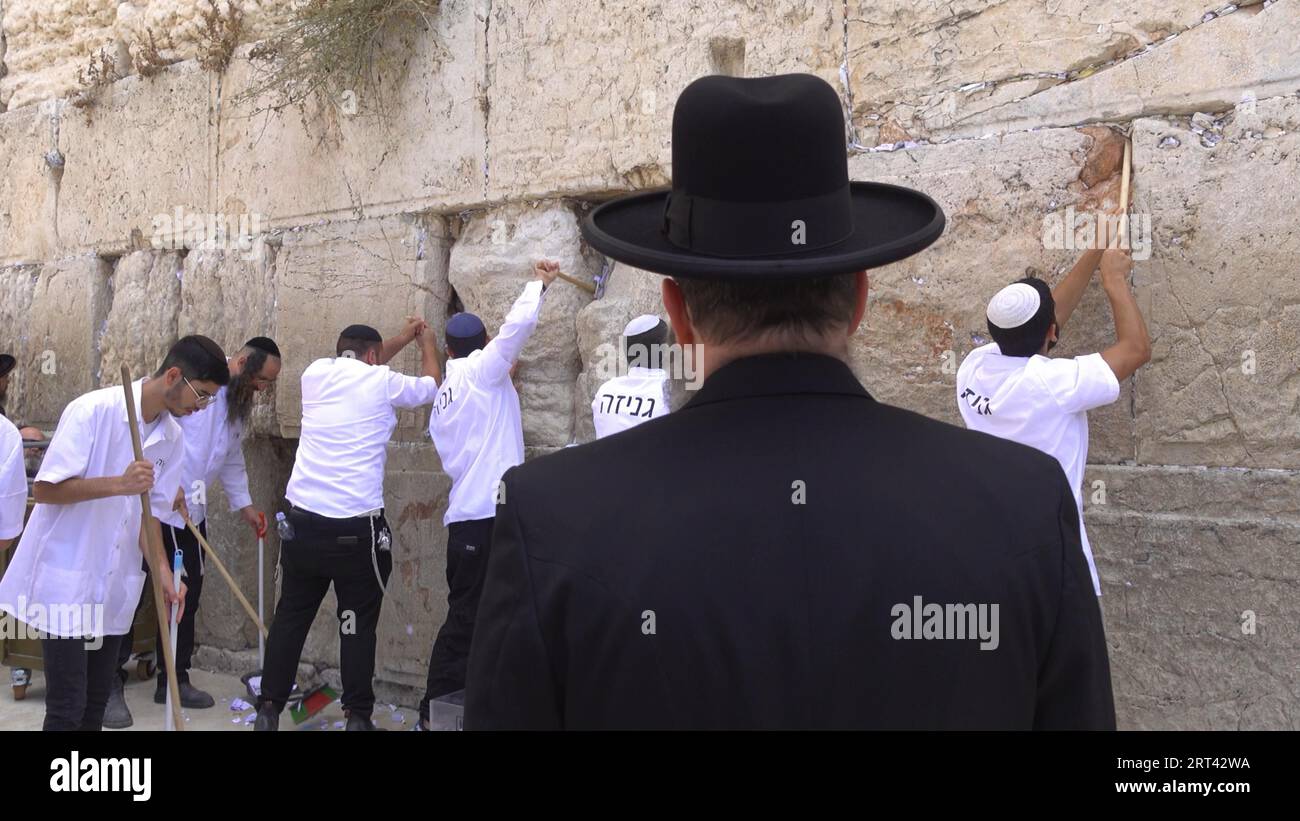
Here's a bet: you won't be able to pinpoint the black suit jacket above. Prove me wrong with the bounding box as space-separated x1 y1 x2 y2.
465 353 1115 729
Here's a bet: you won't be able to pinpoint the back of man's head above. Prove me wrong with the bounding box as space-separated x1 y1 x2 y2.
337 325 383 360
621 315 669 369
244 336 281 359
156 335 230 384
986 278 1056 358
672 273 860 348
446 313 487 358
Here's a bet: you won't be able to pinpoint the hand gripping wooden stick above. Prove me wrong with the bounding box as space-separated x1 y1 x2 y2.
120 364 184 731
182 513 269 639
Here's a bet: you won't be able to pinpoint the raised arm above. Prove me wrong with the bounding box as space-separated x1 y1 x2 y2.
377 317 424 365
477 261 560 383
1098 249 1152 382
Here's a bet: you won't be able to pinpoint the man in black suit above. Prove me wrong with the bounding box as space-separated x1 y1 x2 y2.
464 73 1115 730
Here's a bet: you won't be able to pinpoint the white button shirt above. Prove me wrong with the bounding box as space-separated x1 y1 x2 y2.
286 357 439 518
592 367 670 439
158 384 252 530
429 280 545 526
0 380 184 637
956 343 1121 596
0 416 27 541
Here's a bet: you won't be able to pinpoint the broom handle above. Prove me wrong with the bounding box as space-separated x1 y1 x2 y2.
121 365 184 731
183 515 269 639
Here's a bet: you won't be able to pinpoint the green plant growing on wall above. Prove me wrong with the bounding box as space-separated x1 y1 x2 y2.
233 0 442 116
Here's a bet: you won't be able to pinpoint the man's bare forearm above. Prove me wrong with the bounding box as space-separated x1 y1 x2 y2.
377 333 413 365
1053 247 1103 330
33 476 124 505
1099 254 1152 382
419 339 442 384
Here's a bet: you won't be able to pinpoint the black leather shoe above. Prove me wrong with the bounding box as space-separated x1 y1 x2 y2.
103 675 133 729
253 705 280 732
345 710 382 731
154 682 217 708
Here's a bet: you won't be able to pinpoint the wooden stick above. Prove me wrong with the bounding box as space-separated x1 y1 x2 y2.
556 270 597 295
1117 139 1132 247
182 514 269 639
121 365 184 731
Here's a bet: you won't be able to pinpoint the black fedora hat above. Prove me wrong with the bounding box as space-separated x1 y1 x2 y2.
581 73 945 280
0 354 14 378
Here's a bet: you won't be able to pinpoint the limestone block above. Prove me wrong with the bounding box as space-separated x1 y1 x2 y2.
98 249 184 387
485 0 843 200
20 255 111 427
1131 95 1300 469
1087 465 1300 729
218 0 485 224
935 1 1300 140
55 60 212 256
0 104 56 263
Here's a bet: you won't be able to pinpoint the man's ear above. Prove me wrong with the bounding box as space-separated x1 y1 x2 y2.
848 270 869 336
662 278 696 346
163 366 183 387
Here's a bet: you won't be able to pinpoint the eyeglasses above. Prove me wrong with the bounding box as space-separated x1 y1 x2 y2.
183 377 215 408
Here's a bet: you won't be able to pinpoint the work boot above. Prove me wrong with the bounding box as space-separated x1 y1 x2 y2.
103 673 133 729
345 710 381 731
253 704 279 732
154 681 216 708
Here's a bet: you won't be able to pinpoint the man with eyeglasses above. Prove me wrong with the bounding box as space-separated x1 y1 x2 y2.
101 339 282 726
0 336 226 730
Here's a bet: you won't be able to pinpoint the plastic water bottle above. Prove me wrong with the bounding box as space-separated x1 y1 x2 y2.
275 511 294 541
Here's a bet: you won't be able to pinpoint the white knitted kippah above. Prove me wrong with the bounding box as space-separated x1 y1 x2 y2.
986 283 1042 329
623 314 662 336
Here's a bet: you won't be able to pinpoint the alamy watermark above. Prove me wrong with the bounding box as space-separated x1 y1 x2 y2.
1041 206 1151 261
589 341 706 390
891 595 1000 651
150 206 265 260
0 599 106 649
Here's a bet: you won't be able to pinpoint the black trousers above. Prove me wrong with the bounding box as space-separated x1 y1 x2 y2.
420 516 494 721
157 521 205 686
257 508 391 718
116 521 206 685
41 633 126 731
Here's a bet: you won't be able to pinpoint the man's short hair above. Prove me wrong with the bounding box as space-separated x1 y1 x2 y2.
156 335 230 384
987 277 1056 358
672 273 859 345
337 325 382 358
244 336 281 358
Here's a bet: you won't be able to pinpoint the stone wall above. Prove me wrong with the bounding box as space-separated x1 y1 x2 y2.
0 0 1297 727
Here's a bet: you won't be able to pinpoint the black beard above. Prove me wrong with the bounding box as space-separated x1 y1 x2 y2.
226 372 257 425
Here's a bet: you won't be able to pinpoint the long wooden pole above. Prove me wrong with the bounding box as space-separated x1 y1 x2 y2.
121 365 184 731
1118 139 1132 247
182 514 269 639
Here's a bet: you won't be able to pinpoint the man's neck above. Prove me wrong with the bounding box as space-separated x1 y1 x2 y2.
695 337 851 382
139 378 165 424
